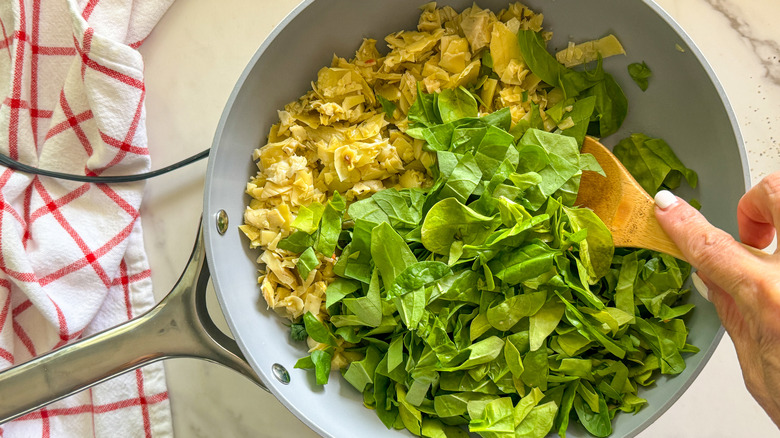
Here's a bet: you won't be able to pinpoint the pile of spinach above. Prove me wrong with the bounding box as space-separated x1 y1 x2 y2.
285 27 698 438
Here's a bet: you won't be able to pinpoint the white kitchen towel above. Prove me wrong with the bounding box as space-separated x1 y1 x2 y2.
0 0 174 436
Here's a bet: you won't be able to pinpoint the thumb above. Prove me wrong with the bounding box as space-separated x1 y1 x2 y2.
653 190 765 303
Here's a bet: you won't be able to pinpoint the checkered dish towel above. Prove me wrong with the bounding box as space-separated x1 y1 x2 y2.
0 0 174 436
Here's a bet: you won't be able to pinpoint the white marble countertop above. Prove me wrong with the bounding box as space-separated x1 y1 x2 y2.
138 0 780 436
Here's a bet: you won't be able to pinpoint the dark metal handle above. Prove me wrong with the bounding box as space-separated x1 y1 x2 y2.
0 225 266 424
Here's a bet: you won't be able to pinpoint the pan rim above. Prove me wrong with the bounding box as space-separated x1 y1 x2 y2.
202 0 330 435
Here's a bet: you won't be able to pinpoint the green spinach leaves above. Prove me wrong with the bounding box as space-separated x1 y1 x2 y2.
284 27 697 438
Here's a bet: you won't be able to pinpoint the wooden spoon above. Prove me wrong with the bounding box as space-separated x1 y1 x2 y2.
575 136 687 260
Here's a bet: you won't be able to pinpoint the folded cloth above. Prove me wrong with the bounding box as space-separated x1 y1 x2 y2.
0 0 174 436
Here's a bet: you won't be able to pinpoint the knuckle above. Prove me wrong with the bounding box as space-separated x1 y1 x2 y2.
760 174 780 204
753 275 780 309
685 227 735 267
666 203 701 233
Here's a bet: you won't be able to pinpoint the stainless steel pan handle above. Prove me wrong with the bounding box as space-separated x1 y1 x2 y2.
0 224 266 424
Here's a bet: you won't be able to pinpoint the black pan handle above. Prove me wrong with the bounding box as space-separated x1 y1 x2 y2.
0 224 266 424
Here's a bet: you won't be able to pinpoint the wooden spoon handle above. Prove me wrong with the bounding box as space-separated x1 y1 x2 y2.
605 187 687 259
645 224 686 260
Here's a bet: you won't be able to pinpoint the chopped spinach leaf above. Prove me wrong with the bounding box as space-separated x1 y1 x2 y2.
628 61 652 91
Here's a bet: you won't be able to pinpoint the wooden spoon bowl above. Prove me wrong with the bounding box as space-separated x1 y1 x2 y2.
575 137 686 260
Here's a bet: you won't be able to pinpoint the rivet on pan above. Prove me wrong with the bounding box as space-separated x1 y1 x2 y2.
216 210 229 235
272 363 290 385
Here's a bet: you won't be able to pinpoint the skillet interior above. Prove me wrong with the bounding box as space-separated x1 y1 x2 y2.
203 1 747 436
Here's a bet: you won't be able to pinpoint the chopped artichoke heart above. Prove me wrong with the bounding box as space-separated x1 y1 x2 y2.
555 34 626 68
450 60 481 88
558 116 576 130
459 5 493 51
239 1 583 332
238 224 260 242
439 35 471 74
480 78 499 111
490 21 526 85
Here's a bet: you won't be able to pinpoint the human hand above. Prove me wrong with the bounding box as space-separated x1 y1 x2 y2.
653 173 780 428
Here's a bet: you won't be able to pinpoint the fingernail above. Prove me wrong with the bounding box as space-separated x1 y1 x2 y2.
654 190 678 210
691 272 710 302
